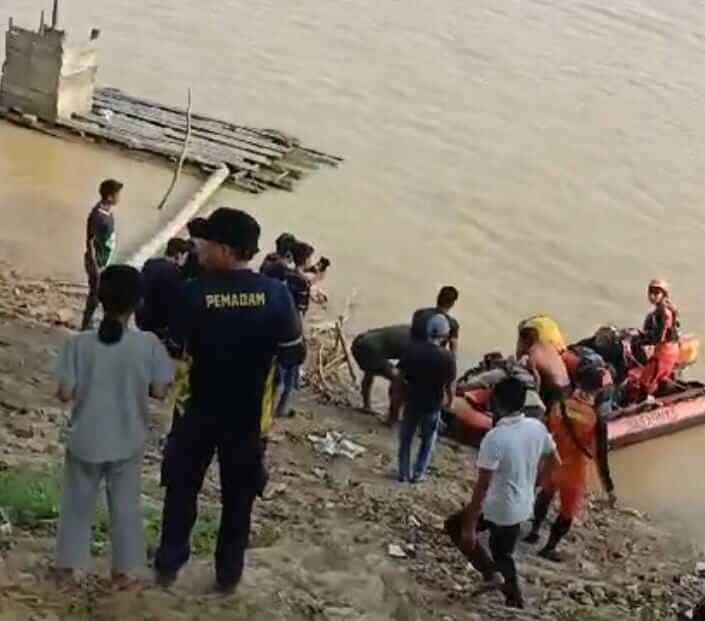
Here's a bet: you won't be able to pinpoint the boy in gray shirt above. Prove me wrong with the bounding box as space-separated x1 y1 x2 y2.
55 265 174 582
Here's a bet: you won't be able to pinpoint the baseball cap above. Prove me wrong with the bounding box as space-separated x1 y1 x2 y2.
203 207 261 254
426 313 451 340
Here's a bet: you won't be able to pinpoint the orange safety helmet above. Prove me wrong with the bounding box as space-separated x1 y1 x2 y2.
648 278 670 297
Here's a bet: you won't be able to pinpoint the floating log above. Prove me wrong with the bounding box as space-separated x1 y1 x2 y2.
126 164 229 268
0 87 342 195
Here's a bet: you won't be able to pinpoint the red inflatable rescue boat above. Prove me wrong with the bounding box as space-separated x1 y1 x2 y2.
448 331 704 450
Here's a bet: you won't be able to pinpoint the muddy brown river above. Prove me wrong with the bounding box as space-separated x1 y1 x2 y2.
1 0 704 541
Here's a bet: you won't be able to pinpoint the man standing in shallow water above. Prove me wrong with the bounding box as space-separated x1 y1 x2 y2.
81 179 122 331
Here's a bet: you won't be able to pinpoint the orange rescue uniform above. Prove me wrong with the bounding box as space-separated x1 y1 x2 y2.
544 395 603 520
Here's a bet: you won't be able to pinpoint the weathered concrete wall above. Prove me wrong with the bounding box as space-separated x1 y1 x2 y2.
0 23 98 122
0 26 63 120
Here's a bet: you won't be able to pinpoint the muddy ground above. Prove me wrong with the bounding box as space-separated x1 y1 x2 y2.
0 264 703 621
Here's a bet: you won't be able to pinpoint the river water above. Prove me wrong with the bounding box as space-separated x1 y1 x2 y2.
1 0 704 541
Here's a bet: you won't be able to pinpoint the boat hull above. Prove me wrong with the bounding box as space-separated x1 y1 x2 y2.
448 385 705 450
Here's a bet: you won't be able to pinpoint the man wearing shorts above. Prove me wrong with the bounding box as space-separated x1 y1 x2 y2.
351 325 412 415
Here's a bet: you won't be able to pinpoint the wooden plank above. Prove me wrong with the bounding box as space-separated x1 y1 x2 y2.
70 114 261 173
93 94 288 163
94 89 297 155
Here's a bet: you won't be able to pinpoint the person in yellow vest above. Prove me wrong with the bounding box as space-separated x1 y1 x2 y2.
523 366 616 562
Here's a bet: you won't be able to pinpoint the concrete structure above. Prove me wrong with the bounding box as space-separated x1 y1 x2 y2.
0 10 99 122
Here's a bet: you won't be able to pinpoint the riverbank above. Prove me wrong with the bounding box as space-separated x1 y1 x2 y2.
0 265 702 620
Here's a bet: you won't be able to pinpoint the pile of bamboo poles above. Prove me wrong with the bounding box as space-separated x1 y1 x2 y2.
303 317 359 407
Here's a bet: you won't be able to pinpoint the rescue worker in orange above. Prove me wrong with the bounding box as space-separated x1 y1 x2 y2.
624 279 680 403
516 326 571 415
523 366 616 562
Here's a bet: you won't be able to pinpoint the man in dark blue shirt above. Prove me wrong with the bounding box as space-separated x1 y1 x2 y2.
135 237 189 344
155 208 305 594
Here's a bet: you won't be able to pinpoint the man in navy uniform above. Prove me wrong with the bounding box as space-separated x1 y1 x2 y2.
155 208 306 593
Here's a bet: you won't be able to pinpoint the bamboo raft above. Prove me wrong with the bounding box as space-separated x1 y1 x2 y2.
0 87 343 194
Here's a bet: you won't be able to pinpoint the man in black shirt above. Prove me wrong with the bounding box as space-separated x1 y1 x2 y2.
411 286 460 355
135 238 189 344
81 179 122 330
274 241 314 418
260 232 296 281
155 208 305 593
397 314 456 483
351 325 412 414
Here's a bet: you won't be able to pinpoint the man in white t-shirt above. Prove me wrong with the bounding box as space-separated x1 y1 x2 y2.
446 377 560 609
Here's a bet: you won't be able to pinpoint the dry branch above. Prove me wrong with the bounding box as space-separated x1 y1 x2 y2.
158 88 193 211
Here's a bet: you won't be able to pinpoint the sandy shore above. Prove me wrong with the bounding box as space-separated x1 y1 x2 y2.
0 265 702 620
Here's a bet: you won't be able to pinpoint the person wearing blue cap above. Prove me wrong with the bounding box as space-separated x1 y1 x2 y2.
396 313 456 482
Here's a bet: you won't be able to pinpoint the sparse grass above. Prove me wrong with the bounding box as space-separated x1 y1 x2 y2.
0 468 60 529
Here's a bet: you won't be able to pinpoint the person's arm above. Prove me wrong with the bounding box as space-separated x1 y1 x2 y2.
444 354 457 408
448 319 460 355
150 337 176 400
55 339 77 404
85 214 99 274
461 468 494 549
166 280 194 358
520 350 542 391
461 434 499 548
276 283 306 368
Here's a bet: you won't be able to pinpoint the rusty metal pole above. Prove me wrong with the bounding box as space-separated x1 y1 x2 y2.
51 0 59 29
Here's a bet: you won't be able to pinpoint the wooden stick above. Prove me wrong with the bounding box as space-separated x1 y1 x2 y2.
324 353 346 373
158 88 193 211
335 318 358 384
318 342 333 394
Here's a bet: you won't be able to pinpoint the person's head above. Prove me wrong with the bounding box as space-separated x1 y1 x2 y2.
437 286 459 311
593 325 618 351
483 352 504 370
201 207 261 271
275 233 297 258
97 265 142 345
518 326 540 351
648 278 669 305
186 218 209 266
575 365 604 395
99 179 123 206
165 238 190 265
493 377 527 418
292 241 315 270
426 313 451 347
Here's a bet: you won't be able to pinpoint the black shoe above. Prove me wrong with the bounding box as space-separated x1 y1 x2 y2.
523 531 540 544
215 580 238 596
538 547 564 563
155 569 178 588
503 585 525 609
504 593 525 609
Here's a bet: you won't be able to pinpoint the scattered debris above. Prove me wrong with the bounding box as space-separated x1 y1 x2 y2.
307 432 366 459
387 544 407 559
